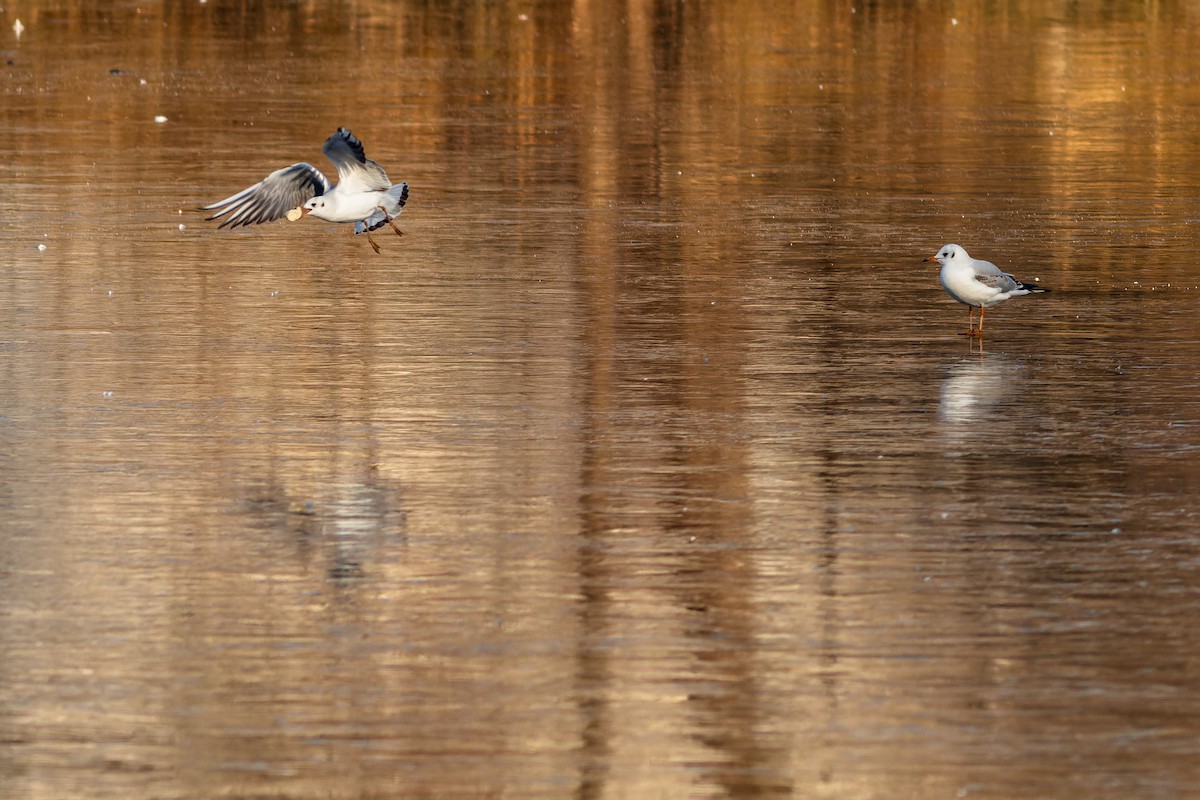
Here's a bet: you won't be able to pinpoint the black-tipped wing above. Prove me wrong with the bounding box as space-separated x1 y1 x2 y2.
323 127 367 164
322 127 390 193
203 162 332 228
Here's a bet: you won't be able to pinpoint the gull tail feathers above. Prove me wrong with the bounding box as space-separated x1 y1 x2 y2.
355 183 410 235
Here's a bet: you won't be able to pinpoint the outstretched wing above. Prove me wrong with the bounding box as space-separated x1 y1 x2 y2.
322 128 391 193
202 162 332 228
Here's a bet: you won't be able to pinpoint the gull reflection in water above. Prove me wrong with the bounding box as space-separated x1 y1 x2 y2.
938 355 1025 427
240 474 407 584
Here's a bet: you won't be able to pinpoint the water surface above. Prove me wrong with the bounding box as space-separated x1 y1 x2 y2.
2 2 1200 798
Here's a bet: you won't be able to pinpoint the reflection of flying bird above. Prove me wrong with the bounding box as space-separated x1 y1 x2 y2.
924 244 1048 335
202 128 409 253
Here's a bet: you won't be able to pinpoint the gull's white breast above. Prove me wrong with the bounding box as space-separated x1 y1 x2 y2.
310 188 388 224
940 261 1002 307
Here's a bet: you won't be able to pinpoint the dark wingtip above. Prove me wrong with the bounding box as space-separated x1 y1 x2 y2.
332 127 367 162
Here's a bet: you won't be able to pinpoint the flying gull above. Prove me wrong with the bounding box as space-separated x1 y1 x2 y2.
203 128 409 254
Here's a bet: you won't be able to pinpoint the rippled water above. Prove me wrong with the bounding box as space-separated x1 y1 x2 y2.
3 2 1200 798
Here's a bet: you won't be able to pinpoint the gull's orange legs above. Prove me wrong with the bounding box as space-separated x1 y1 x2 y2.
960 306 976 336
378 205 404 237
976 306 986 337
362 207 402 253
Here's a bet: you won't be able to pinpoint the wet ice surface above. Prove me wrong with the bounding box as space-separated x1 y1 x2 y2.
3 2 1200 799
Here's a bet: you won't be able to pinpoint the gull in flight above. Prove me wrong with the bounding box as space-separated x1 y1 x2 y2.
202 128 409 254
924 244 1049 336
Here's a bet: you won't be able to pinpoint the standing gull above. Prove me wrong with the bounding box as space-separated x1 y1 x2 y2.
924 244 1049 336
202 128 409 254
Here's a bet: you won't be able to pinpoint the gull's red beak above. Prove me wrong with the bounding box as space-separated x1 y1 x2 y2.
923 254 939 263
300 206 312 216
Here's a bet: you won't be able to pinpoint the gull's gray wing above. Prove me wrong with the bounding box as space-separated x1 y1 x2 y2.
322 128 391 193
202 162 332 228
973 263 1022 292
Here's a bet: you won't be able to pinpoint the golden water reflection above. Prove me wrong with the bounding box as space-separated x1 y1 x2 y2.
2 2 1200 799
